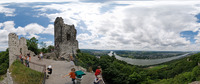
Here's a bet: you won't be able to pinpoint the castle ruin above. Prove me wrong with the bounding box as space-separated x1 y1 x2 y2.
8 33 35 66
54 17 79 59
8 17 79 65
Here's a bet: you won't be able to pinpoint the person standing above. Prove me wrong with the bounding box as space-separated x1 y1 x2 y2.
95 66 102 78
26 54 30 67
70 55 75 67
19 54 23 64
46 65 52 79
39 52 43 60
75 70 86 84
63 68 76 84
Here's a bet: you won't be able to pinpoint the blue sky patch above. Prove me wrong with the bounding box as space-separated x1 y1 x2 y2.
195 13 200 23
3 3 54 28
180 31 198 44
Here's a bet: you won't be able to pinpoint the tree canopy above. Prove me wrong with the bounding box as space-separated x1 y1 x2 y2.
27 37 39 55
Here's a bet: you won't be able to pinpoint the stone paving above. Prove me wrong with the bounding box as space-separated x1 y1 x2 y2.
30 56 95 84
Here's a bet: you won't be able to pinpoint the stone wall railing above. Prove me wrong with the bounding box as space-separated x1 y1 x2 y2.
16 55 46 84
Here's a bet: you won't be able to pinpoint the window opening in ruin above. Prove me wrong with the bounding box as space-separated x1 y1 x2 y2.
67 34 71 41
20 48 22 54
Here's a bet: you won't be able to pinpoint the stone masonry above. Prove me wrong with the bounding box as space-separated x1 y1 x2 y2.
8 33 35 66
54 17 79 59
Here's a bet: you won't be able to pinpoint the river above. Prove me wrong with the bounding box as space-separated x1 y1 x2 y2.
108 51 190 66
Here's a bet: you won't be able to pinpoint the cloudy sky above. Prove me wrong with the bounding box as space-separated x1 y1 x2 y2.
0 0 200 51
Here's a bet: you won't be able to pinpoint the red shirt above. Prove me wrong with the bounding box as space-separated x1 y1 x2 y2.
69 72 76 79
19 55 22 59
95 69 101 76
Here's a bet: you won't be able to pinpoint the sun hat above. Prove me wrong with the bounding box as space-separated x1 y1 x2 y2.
48 65 52 68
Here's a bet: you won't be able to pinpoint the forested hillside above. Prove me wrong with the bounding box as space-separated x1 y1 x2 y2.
0 49 9 80
76 50 200 84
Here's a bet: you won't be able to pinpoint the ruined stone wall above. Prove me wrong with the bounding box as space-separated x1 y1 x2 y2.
54 17 79 59
8 33 20 66
8 33 35 66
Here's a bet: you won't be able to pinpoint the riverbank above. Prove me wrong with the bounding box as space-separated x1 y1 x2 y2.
108 51 190 66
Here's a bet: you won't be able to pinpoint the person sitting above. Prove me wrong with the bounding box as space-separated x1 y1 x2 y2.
94 75 102 84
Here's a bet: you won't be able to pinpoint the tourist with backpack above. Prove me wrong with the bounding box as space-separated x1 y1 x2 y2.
75 70 86 84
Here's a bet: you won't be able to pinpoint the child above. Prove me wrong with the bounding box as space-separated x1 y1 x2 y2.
46 65 52 79
63 68 76 84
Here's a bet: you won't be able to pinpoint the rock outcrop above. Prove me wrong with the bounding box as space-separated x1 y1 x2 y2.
8 33 35 66
54 17 79 59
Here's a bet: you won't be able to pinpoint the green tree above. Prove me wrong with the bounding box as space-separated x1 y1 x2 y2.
0 49 9 75
40 42 46 48
39 42 47 53
47 45 54 52
27 37 39 55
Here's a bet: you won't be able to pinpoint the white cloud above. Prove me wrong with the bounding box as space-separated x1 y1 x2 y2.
33 1 200 51
1 1 200 51
195 31 200 44
0 5 15 16
0 46 8 51
44 41 53 46
26 34 40 39
42 24 54 35
77 33 94 41
24 23 44 34
0 21 54 50
0 0 79 4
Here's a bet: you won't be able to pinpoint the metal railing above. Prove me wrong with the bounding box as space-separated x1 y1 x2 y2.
15 55 46 84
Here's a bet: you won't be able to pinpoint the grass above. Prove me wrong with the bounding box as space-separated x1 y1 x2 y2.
10 60 44 84
148 65 168 71
0 75 4 81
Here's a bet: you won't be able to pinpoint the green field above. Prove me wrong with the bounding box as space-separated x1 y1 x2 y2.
148 65 168 71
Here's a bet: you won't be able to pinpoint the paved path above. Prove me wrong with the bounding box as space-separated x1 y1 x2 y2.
29 56 95 84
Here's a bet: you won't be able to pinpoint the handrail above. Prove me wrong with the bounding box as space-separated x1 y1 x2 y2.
15 55 46 84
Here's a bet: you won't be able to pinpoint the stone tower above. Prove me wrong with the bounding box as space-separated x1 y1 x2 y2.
8 33 20 66
54 17 79 59
8 33 35 66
